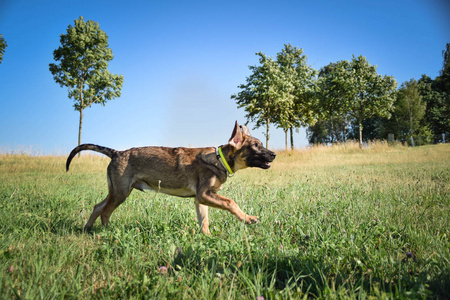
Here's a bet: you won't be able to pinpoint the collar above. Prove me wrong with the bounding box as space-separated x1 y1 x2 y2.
215 146 234 177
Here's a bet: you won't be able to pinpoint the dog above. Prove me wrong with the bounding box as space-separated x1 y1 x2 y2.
66 121 276 234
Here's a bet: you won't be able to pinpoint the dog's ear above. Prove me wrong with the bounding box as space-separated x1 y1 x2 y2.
229 121 243 150
240 125 251 137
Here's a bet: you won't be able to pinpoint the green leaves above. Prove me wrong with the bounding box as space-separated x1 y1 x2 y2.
386 79 432 144
317 55 397 146
49 16 123 112
231 52 281 142
417 44 450 139
276 44 317 130
49 16 124 145
232 44 317 148
0 34 7 64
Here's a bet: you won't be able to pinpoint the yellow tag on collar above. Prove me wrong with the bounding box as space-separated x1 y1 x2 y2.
218 146 234 176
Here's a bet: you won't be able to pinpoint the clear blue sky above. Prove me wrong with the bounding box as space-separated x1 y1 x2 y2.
1 0 449 154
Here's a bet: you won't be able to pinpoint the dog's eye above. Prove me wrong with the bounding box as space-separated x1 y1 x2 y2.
253 143 258 147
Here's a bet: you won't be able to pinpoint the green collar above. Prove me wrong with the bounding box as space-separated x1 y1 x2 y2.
216 146 234 176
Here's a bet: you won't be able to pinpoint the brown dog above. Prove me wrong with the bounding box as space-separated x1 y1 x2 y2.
66 121 276 234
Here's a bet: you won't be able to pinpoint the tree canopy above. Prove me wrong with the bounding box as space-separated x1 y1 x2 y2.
315 62 351 143
49 16 124 146
393 80 431 144
231 51 290 148
276 44 317 150
316 56 397 147
231 44 317 149
310 44 449 146
234 44 448 148
418 75 449 140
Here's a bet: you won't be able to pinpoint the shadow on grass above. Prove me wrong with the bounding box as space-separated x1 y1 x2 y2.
169 239 450 299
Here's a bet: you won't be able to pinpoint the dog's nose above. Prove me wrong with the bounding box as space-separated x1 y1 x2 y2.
270 152 276 159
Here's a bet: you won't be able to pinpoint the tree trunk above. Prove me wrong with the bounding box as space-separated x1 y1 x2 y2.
343 117 347 142
77 81 85 147
266 119 270 149
284 129 288 151
409 105 413 137
330 116 335 143
78 108 83 146
359 121 363 149
290 127 294 151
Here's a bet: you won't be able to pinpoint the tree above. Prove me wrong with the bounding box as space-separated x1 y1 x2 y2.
418 74 449 141
276 44 317 150
436 43 450 94
49 17 124 146
397 80 426 135
414 44 450 143
307 120 330 144
231 52 288 148
367 79 432 146
341 113 396 142
319 56 397 148
315 62 352 144
393 80 432 145
423 43 450 139
0 34 7 64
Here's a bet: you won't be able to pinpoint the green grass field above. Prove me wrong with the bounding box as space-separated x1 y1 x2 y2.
1 143 449 299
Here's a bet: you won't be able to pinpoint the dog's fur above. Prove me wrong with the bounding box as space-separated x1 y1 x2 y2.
66 121 276 234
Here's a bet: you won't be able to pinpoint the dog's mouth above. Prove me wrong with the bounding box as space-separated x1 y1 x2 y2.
249 156 275 169
243 150 276 170
256 160 272 169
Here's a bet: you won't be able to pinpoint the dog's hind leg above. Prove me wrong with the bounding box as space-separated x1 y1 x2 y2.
83 189 129 232
99 174 132 227
194 201 210 235
84 195 109 232
99 190 129 227
84 175 131 232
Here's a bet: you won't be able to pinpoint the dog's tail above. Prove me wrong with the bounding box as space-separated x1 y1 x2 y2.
66 144 117 172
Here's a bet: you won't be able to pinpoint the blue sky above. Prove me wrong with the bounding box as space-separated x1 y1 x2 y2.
0 0 449 154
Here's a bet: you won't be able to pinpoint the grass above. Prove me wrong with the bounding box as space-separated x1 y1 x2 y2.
0 142 449 299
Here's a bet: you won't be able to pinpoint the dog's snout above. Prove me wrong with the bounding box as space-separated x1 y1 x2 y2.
269 151 276 160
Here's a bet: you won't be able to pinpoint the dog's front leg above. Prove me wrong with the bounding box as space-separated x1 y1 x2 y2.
194 201 210 235
196 189 258 227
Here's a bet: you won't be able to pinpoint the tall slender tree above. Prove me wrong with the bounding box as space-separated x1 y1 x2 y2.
276 44 317 150
49 17 124 146
231 52 288 148
395 79 430 144
316 62 351 143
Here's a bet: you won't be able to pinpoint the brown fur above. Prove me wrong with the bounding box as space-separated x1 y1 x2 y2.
66 121 276 234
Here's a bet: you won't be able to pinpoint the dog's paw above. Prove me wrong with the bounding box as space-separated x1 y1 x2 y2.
83 225 92 234
245 215 259 225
